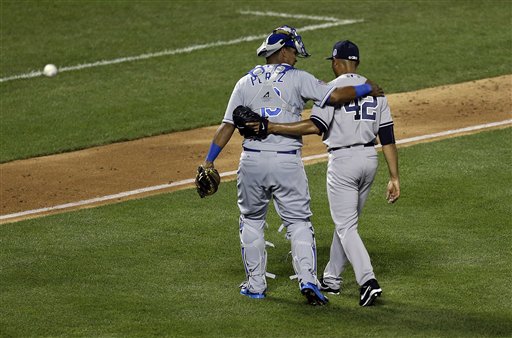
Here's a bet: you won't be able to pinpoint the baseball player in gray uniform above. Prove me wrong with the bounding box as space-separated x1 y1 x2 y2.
260 40 400 306
200 27 383 305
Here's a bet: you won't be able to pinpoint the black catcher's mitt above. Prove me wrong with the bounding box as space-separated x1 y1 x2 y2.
232 105 268 140
195 165 221 198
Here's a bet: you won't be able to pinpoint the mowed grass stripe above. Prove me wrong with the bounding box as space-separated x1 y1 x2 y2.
1 1 510 162
0 12 362 83
1 128 510 337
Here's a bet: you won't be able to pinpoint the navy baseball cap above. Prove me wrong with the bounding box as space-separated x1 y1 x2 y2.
326 40 359 61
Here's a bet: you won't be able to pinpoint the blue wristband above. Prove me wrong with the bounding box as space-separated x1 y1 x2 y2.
354 83 372 98
206 142 222 162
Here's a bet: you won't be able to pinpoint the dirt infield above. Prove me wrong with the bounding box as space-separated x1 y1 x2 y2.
1 75 511 223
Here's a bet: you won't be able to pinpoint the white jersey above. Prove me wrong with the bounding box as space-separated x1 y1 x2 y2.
311 73 393 149
223 63 335 151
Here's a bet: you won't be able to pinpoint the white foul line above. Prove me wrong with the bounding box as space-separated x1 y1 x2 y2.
300 119 512 162
0 12 362 83
1 119 510 222
239 10 351 22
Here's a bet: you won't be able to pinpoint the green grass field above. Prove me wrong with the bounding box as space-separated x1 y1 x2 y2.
1 0 511 162
1 129 511 337
1 1 511 337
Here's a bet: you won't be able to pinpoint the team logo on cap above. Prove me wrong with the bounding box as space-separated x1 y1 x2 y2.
332 49 337 57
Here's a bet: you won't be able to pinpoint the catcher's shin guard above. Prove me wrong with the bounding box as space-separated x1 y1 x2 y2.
286 221 318 285
239 216 267 293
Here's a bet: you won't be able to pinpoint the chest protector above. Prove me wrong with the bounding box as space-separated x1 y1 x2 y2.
247 65 299 121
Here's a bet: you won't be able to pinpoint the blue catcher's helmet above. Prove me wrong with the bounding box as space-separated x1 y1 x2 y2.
257 25 310 58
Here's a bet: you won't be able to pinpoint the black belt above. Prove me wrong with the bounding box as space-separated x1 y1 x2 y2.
329 142 375 152
243 147 297 155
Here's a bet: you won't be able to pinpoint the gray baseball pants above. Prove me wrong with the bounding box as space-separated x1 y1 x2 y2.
322 146 378 289
237 149 318 294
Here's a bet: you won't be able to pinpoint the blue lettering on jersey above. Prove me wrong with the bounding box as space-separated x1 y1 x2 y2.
259 86 283 117
344 97 377 121
344 100 361 120
250 76 262 86
249 66 265 86
361 98 378 120
260 107 282 117
249 66 265 78
275 72 286 83
264 71 287 82
248 64 291 86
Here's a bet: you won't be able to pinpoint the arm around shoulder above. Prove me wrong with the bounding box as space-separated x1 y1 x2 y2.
328 80 384 106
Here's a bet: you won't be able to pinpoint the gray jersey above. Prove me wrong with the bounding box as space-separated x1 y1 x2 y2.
223 63 335 151
314 74 394 293
311 73 393 148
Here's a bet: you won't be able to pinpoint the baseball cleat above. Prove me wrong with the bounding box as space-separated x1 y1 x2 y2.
359 279 382 306
300 282 329 306
239 282 266 299
319 278 340 295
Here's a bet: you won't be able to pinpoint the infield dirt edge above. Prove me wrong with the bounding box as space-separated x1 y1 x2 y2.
1 75 511 223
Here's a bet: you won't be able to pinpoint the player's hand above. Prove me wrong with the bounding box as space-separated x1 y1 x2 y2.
248 121 275 134
386 178 400 203
365 79 384 97
246 121 260 133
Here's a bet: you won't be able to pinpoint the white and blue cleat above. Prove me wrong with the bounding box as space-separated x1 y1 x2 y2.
300 282 329 306
240 288 266 299
239 282 266 299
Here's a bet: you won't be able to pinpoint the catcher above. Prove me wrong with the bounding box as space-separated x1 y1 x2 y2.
196 25 383 306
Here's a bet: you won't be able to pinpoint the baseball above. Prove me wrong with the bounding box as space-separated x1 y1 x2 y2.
43 64 58 77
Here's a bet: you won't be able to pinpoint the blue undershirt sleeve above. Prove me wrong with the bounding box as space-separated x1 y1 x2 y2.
378 124 396 145
206 143 222 162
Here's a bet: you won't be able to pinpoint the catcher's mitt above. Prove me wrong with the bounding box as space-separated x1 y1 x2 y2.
195 165 221 198
232 105 268 140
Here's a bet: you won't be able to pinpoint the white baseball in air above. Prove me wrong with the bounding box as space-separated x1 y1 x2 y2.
43 64 58 77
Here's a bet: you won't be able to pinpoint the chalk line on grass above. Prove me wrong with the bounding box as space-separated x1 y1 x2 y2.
1 119 510 222
0 12 362 83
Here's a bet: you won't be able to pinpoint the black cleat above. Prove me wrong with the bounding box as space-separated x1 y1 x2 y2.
319 278 341 295
359 279 382 306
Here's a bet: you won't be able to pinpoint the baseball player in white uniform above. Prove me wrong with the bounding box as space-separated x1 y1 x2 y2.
199 27 384 305
260 40 400 306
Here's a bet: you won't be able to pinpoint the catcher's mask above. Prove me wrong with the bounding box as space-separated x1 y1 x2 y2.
257 25 310 58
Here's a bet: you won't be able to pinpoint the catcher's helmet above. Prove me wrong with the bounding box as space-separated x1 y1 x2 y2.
257 25 310 58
